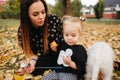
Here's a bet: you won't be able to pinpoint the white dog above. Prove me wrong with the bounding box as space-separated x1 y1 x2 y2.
85 42 114 80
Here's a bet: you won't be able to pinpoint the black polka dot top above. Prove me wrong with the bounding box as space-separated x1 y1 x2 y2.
18 14 63 56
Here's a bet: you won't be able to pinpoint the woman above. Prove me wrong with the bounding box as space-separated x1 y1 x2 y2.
18 0 63 76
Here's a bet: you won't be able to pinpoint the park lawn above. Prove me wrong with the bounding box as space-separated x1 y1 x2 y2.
0 19 120 28
87 19 120 25
0 19 120 79
0 19 20 29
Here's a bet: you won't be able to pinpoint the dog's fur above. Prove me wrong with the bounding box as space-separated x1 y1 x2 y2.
85 42 114 80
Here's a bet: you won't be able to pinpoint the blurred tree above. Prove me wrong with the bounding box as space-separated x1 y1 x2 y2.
50 0 82 17
0 0 6 12
63 0 71 15
94 0 104 19
0 0 20 19
51 0 63 17
47 4 55 14
70 0 82 17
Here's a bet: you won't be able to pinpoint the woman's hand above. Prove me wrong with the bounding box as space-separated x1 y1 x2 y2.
20 59 36 74
50 41 58 52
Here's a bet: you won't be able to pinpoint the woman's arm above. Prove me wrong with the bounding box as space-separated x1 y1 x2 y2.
48 14 63 46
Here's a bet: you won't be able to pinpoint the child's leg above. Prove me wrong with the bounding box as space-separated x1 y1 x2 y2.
41 70 58 80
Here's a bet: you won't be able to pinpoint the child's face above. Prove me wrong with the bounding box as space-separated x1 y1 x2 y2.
63 23 80 46
28 1 46 28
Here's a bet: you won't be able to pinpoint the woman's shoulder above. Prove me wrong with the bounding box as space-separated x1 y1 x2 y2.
48 14 59 18
47 14 62 28
47 14 61 22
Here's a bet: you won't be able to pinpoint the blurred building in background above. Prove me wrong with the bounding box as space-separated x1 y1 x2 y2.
81 0 120 19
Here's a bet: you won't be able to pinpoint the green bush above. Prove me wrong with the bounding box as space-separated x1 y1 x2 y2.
94 0 104 19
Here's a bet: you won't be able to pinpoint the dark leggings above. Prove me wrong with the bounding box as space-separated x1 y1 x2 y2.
32 54 57 76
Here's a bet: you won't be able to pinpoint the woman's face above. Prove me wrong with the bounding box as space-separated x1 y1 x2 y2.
28 1 46 28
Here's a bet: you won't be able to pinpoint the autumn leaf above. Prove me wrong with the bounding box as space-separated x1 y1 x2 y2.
13 74 23 80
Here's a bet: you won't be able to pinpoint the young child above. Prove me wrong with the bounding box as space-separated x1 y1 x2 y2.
46 16 87 80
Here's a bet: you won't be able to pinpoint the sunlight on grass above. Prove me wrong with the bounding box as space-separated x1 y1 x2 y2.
0 19 20 28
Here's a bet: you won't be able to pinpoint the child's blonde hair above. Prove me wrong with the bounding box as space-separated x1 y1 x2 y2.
62 16 84 36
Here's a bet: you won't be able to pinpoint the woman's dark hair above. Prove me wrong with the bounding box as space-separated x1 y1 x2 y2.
19 0 48 58
20 0 48 25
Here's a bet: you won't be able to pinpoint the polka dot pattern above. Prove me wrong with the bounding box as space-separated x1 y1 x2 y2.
18 14 63 55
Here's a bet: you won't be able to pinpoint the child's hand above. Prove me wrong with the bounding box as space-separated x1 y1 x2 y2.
50 41 58 52
57 49 73 67
63 55 72 65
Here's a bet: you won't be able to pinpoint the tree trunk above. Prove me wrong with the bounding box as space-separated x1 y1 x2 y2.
62 0 71 16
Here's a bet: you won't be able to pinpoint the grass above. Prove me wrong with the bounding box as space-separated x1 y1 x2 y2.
0 19 120 79
87 19 120 25
0 19 20 29
0 19 120 29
